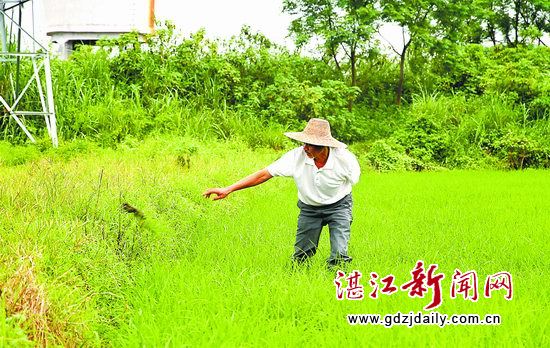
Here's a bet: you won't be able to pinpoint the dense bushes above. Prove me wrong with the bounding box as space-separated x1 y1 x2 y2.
360 94 550 170
433 45 550 120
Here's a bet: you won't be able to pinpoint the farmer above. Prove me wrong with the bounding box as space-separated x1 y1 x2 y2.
203 118 360 266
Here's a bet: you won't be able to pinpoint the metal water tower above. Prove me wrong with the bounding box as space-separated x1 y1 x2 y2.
44 0 155 59
1 0 57 146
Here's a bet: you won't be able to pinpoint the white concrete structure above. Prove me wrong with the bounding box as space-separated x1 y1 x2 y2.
44 0 154 59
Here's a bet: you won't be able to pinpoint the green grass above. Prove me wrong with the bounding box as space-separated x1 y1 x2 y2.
0 137 548 346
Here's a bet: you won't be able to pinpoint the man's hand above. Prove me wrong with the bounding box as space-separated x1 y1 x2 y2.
202 187 231 200
203 169 272 201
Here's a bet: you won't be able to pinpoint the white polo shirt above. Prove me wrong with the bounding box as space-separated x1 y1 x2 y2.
267 146 361 206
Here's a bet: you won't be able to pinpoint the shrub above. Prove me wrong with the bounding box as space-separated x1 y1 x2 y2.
364 139 426 172
395 116 451 165
529 95 550 120
493 128 550 169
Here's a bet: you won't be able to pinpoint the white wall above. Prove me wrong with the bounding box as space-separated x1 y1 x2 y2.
43 0 150 34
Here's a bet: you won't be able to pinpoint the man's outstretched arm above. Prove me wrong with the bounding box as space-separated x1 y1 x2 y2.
202 168 273 200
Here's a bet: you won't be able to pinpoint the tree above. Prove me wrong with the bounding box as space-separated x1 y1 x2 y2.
476 0 550 46
380 0 475 105
379 0 441 105
283 0 379 87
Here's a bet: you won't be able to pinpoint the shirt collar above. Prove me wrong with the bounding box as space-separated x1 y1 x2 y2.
323 148 335 169
303 147 334 170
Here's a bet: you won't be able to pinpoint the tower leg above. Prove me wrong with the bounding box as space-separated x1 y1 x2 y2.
44 56 57 147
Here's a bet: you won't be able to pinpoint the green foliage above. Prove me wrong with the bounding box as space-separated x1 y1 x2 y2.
363 92 550 170
482 46 550 108
530 94 550 120
354 51 397 107
379 0 470 104
1 21 548 171
0 141 40 166
396 116 450 164
74 100 151 147
492 127 550 169
364 139 425 171
432 45 550 118
49 139 99 161
0 305 33 347
284 0 380 86
475 0 550 46
258 77 360 128
46 24 363 148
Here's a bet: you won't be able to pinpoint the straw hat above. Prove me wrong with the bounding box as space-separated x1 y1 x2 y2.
284 118 346 148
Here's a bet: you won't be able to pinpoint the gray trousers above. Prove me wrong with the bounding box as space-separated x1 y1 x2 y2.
294 194 353 265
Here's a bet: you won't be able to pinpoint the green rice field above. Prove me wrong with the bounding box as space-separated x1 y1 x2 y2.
0 138 548 346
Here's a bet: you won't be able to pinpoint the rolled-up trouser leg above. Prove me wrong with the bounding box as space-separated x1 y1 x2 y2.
293 200 323 262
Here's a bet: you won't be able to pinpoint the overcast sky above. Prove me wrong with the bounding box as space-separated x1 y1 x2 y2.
16 0 402 54
25 0 299 48
155 0 296 46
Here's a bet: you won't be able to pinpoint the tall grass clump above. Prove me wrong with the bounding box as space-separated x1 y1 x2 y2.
362 92 550 171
